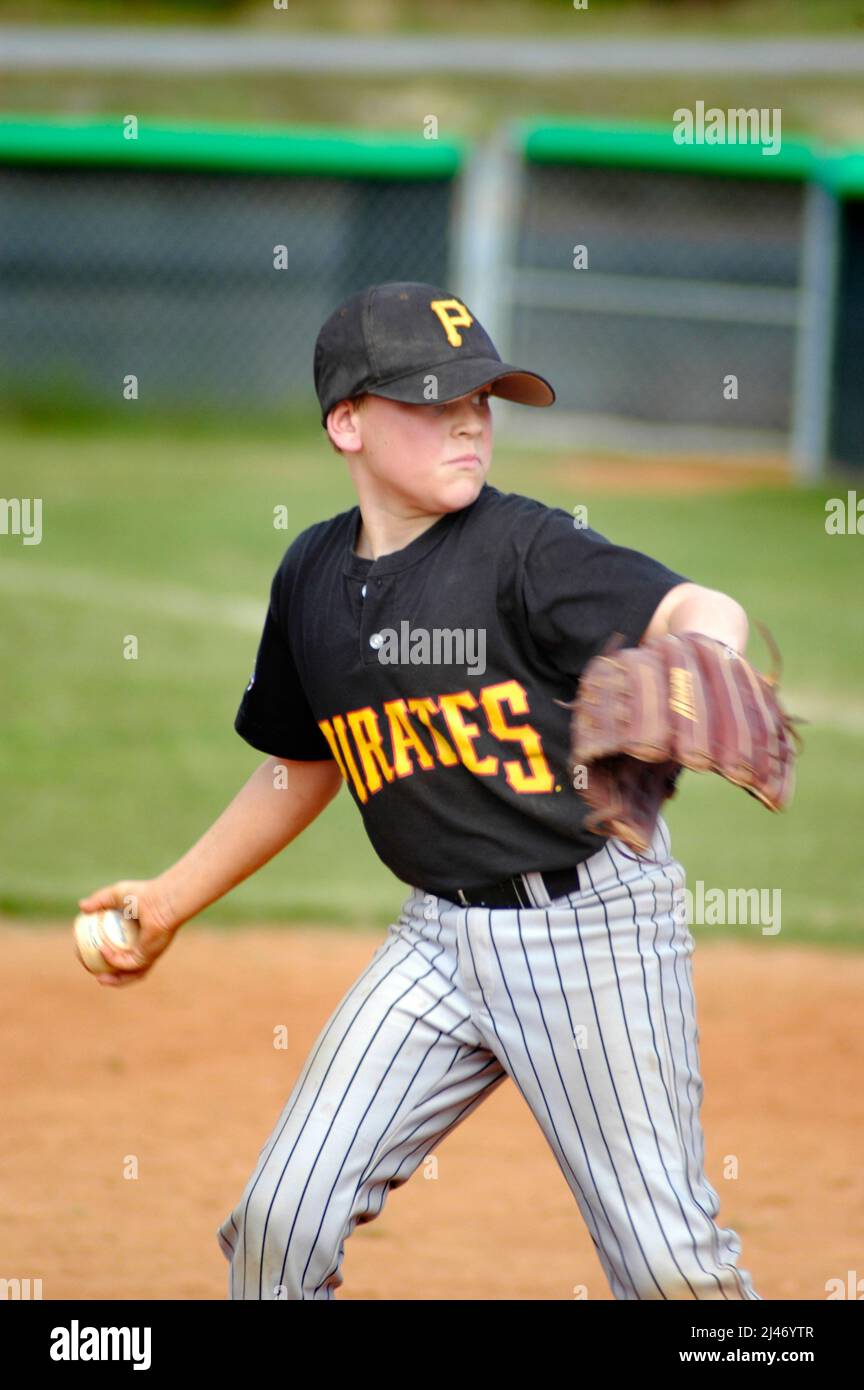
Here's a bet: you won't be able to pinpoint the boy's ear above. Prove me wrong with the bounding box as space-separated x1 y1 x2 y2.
325 397 366 455
324 402 347 454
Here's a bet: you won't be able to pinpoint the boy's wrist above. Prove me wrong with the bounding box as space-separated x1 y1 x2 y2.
152 872 186 933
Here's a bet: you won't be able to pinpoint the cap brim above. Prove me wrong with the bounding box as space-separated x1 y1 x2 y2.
367 357 555 410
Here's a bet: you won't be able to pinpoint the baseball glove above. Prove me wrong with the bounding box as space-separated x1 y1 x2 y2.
561 624 804 858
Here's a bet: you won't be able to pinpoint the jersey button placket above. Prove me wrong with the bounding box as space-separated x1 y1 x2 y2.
360 574 391 666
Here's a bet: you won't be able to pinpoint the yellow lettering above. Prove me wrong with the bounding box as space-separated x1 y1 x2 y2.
346 706 394 795
331 714 368 804
384 699 436 776
480 680 555 793
438 691 498 775
407 697 459 765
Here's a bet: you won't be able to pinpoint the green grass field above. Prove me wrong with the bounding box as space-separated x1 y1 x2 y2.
1 415 861 945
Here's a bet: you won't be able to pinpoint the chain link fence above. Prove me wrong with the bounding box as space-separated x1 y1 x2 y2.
509 162 805 433
0 163 455 417
2 115 861 470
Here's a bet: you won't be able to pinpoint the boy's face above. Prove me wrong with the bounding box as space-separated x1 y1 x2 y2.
332 385 493 514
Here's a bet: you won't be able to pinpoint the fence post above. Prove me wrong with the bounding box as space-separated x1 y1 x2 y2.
791 178 841 482
451 123 523 360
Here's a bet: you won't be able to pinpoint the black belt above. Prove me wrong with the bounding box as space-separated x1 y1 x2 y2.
427 865 584 910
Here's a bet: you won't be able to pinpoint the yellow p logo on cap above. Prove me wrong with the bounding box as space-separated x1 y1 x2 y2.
429 298 473 347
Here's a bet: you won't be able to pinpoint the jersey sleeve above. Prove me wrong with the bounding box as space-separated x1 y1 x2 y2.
517 508 690 682
234 559 334 761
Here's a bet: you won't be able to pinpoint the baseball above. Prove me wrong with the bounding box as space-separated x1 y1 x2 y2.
73 909 140 974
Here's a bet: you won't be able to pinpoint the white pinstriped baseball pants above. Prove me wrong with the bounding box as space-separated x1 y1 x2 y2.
216 815 760 1301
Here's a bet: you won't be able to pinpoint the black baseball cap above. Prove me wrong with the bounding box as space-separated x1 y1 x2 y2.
314 280 555 428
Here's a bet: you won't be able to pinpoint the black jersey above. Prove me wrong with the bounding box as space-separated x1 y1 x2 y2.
234 483 687 893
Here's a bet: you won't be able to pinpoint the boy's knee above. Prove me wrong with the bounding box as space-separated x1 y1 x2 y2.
223 1187 347 1301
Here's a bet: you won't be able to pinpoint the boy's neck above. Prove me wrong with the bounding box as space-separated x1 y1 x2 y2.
354 509 443 562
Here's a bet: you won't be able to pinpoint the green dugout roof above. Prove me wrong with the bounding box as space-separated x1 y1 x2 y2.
2 112 863 196
818 152 864 198
518 116 817 182
0 114 465 180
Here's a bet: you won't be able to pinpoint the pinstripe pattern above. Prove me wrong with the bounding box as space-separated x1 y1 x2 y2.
217 815 759 1300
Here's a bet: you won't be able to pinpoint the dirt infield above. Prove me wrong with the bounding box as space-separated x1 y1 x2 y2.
541 453 790 495
2 920 861 1302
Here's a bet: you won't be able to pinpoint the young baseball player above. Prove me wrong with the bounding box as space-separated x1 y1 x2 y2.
79 281 760 1301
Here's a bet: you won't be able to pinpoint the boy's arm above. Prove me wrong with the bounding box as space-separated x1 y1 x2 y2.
77 756 342 985
156 755 343 929
641 582 749 653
